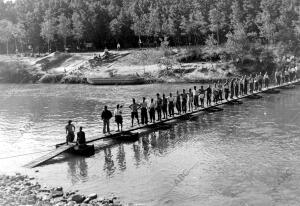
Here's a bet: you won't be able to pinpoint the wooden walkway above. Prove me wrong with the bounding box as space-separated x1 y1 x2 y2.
24 80 300 168
23 144 74 168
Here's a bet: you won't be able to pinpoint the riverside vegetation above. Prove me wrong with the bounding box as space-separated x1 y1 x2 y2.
0 0 300 84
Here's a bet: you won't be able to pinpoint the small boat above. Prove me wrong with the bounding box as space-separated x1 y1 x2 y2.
56 143 95 157
113 132 139 142
246 94 262 99
281 84 295 89
294 81 300 85
226 100 243 105
178 114 193 120
263 89 280 94
148 123 172 130
87 76 145 85
205 106 223 113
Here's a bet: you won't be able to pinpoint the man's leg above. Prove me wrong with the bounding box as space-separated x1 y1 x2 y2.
103 121 106 134
107 120 110 133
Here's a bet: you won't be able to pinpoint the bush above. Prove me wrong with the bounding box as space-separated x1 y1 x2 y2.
39 73 65 83
61 75 83 84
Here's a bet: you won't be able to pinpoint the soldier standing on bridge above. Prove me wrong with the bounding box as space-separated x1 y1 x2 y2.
65 120 75 145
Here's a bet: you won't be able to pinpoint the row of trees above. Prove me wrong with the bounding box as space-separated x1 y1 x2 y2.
0 0 300 56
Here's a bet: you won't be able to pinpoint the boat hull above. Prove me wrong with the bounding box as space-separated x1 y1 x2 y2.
56 143 95 156
113 132 139 142
87 77 145 85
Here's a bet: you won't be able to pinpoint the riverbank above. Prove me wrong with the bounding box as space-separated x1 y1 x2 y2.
0 173 123 206
0 47 237 84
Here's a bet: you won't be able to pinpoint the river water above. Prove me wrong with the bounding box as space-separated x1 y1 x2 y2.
0 83 300 206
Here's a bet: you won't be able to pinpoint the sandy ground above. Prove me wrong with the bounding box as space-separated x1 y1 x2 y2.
0 49 235 83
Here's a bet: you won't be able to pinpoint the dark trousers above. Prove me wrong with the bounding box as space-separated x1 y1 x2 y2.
149 108 155 122
244 84 248 94
276 76 281 85
200 98 204 107
194 95 199 107
176 102 181 114
182 100 187 113
103 119 110 133
219 90 223 101
250 83 253 93
207 94 211 105
141 107 148 124
169 102 174 116
230 87 234 98
265 79 269 88
156 107 162 121
225 89 229 100
162 105 168 118
240 85 243 95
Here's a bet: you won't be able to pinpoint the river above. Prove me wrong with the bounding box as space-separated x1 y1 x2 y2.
0 83 300 206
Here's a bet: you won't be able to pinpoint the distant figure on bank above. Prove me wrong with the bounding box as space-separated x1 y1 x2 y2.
114 104 123 132
101 106 112 134
149 98 156 123
129 98 141 127
65 120 75 144
117 42 120 51
141 97 148 124
168 93 175 117
156 93 162 121
77 126 86 146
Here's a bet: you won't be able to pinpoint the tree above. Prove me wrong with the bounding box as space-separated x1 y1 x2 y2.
225 24 249 62
0 19 13 55
12 23 26 53
109 18 122 40
57 13 72 50
41 11 57 53
209 7 226 45
72 12 84 47
230 0 244 28
258 11 277 44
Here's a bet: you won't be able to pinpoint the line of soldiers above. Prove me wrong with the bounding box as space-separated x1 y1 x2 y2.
97 69 298 134
65 67 298 139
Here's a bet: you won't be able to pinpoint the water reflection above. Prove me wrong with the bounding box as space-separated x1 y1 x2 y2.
116 144 126 171
67 157 88 184
133 143 141 166
103 147 115 177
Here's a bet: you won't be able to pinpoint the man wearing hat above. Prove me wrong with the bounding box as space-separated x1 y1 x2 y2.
65 120 75 144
